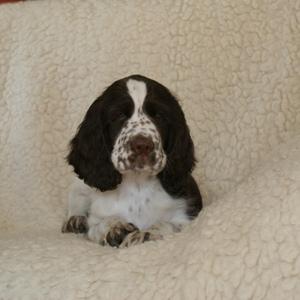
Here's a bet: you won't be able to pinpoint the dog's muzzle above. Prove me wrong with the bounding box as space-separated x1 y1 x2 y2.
111 117 167 175
128 134 156 169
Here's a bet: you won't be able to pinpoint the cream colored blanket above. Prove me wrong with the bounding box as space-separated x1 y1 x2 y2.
0 0 299 299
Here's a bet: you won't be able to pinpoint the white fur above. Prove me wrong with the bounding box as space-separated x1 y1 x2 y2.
126 79 147 108
68 175 189 243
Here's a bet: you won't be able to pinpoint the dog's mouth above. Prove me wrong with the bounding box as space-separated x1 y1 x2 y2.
128 152 156 169
115 151 165 175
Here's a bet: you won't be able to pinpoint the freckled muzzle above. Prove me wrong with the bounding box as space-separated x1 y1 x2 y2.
128 134 156 168
111 120 166 175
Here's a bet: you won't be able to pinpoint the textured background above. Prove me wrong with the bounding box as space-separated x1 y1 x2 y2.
0 0 299 299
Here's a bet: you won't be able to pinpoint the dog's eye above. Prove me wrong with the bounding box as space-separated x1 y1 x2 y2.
145 105 167 122
111 111 127 121
153 112 165 121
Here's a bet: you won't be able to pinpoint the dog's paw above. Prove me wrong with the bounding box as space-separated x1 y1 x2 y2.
120 231 163 248
62 215 88 234
105 222 138 247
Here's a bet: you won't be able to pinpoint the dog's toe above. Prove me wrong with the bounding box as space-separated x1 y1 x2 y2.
105 222 138 247
62 215 88 234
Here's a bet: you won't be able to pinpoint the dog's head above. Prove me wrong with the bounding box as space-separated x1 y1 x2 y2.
67 75 195 195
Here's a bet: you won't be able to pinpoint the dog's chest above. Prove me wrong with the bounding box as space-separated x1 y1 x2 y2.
91 175 185 230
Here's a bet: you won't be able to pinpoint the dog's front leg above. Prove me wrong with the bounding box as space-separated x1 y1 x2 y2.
119 222 182 248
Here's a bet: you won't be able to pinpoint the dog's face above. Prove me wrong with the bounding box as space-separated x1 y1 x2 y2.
68 75 195 194
111 79 166 175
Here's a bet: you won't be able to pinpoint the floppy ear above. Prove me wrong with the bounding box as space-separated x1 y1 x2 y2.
67 97 122 191
158 109 196 197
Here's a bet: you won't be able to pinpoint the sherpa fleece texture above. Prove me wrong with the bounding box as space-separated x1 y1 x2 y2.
0 0 299 299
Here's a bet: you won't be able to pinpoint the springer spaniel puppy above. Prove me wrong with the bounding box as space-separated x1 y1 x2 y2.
62 74 202 248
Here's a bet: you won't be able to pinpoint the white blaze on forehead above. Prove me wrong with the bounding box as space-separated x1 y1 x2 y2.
126 79 147 114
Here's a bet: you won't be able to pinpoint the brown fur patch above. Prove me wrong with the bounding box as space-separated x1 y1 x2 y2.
62 215 88 234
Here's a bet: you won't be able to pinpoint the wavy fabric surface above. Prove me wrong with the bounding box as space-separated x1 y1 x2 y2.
0 0 299 299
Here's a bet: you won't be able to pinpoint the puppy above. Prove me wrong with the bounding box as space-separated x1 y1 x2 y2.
62 75 202 248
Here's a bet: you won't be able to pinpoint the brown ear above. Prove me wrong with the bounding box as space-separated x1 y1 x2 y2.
67 96 122 191
158 109 196 197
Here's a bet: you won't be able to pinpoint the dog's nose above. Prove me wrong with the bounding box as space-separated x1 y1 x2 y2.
130 135 154 155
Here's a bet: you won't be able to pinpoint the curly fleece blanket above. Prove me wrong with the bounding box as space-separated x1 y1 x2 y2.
0 0 299 299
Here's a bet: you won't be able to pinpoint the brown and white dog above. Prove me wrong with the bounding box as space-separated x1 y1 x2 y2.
62 75 202 248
